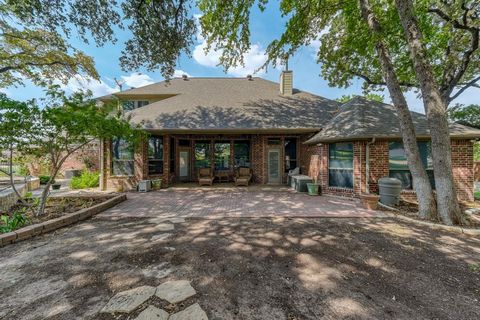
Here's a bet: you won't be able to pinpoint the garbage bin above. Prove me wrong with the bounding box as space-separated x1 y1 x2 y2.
378 177 402 206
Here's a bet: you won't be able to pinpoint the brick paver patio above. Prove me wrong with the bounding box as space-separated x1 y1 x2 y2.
99 188 386 218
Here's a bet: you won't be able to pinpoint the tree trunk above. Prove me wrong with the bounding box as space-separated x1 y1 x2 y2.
359 0 437 219
394 0 463 225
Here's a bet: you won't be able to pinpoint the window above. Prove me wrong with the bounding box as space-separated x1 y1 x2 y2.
389 141 434 189
148 136 163 175
267 138 281 145
234 141 250 167
170 137 175 173
121 100 149 112
284 138 297 172
214 142 231 170
329 143 353 188
195 141 211 168
112 137 134 176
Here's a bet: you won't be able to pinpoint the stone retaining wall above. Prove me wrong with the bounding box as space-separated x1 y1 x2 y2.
0 184 27 212
0 194 126 246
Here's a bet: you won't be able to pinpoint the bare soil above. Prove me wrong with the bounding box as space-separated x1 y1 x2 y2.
2 196 113 226
0 216 479 320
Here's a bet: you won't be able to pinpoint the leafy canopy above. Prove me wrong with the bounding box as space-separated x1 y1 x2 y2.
336 93 384 103
198 0 479 106
0 0 197 86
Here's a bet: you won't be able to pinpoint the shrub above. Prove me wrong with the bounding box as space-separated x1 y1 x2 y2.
39 175 53 185
70 171 100 189
0 209 29 233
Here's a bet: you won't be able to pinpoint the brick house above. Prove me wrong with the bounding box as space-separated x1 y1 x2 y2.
97 72 480 202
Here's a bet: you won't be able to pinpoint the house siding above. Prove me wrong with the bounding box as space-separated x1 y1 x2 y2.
302 139 475 202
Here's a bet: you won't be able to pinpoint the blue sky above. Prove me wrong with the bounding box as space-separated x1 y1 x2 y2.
2 3 478 113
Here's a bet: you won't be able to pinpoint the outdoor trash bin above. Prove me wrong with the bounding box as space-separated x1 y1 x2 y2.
378 177 402 206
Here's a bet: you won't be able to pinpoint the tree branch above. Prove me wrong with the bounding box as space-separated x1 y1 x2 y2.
449 75 480 103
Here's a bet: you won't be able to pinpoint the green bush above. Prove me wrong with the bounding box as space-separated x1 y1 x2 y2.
0 209 29 233
475 191 480 201
39 175 53 185
70 171 100 189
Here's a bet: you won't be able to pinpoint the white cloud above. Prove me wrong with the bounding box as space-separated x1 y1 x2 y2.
192 16 267 77
121 72 154 88
58 75 116 97
173 69 191 78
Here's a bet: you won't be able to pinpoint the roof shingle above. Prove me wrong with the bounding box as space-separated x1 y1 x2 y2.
305 96 480 144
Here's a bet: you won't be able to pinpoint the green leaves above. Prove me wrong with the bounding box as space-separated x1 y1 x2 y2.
0 23 98 87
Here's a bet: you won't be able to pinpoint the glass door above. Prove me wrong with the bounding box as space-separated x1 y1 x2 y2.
268 149 281 184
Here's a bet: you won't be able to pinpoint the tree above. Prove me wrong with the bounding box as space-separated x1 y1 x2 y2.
449 104 480 129
0 0 196 85
0 22 98 87
0 94 40 206
337 93 384 103
394 0 466 224
1 87 140 216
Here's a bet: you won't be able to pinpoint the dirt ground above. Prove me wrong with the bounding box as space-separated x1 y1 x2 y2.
1 215 479 320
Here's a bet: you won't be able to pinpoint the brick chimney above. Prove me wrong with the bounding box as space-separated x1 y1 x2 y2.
280 70 293 95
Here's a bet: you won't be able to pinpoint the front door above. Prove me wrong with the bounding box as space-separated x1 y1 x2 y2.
267 149 281 184
179 149 190 181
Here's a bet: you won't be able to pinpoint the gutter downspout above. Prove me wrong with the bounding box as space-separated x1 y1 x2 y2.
366 138 376 194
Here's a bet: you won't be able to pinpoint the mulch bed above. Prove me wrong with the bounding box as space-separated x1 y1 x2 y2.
2 196 114 226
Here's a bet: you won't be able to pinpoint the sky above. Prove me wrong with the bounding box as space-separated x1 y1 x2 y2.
2 3 478 114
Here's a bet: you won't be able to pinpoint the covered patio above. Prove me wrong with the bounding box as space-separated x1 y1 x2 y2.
99 188 387 219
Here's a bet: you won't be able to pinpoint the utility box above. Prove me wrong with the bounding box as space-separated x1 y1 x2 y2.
378 177 402 206
138 180 152 192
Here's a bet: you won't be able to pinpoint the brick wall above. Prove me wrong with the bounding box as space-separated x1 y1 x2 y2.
102 133 308 189
451 139 474 201
301 139 475 202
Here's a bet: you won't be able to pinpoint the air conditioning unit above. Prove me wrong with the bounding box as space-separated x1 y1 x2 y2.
138 180 152 192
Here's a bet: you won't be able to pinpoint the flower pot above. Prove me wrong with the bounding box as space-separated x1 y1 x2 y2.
151 179 162 190
306 183 321 196
360 194 380 210
52 184 61 190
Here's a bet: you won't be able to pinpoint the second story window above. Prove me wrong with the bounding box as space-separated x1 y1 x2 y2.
122 100 149 111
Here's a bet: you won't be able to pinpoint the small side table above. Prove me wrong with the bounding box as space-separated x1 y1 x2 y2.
215 171 230 183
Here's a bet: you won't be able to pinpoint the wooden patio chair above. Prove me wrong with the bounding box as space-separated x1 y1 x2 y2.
234 167 252 186
198 168 214 186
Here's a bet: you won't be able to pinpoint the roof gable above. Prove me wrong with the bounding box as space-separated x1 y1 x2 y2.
305 96 480 143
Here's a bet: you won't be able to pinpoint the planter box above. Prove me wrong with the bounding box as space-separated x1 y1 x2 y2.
360 194 380 210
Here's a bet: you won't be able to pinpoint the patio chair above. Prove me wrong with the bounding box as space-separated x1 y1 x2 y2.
198 168 214 186
234 167 252 186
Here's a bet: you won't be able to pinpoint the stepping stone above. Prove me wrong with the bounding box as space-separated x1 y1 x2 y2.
169 303 208 320
168 217 185 224
155 223 175 232
101 286 156 313
135 306 169 320
155 280 196 304
151 233 172 241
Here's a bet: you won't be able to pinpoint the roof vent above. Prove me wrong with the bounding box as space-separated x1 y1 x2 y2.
246 74 253 81
182 74 188 80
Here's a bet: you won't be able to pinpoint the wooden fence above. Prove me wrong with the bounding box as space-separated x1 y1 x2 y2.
475 161 480 182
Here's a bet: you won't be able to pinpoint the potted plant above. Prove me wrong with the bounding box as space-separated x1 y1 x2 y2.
306 177 321 196
51 183 61 190
360 193 380 210
151 179 162 190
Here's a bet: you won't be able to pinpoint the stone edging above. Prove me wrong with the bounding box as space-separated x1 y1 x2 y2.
0 194 127 247
387 212 480 236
